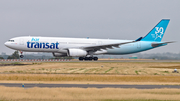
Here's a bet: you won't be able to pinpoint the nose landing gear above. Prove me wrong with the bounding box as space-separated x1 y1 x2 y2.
20 55 24 58
19 51 24 58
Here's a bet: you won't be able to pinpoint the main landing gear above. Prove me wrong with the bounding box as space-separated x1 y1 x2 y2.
19 51 24 58
79 57 98 61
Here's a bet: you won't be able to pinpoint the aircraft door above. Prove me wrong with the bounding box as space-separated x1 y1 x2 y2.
19 38 24 45
137 42 141 48
98 41 102 45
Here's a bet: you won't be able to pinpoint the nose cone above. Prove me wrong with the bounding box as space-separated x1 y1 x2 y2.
4 41 17 50
4 42 11 48
4 42 8 47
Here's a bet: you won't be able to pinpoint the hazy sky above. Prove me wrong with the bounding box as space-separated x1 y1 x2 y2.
0 0 180 54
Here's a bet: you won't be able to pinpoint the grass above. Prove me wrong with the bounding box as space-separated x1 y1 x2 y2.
0 62 180 75
101 99 177 101
0 87 180 101
160 71 169 73
150 66 180 69
17 71 23 73
11 62 22 65
0 62 180 84
135 71 139 75
0 74 180 83
9 71 15 73
154 73 158 75
105 67 114 73
1 62 180 101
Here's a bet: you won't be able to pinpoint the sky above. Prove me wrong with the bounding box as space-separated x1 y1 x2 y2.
0 0 180 55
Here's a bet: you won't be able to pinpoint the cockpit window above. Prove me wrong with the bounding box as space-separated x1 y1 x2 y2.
8 40 14 42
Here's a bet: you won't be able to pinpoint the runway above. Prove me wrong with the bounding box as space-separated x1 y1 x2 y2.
0 83 180 89
76 59 180 63
1 59 180 63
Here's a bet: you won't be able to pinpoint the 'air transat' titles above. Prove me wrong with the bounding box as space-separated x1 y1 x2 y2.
27 42 59 49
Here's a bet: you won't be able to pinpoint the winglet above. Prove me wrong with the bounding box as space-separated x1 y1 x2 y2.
141 19 170 42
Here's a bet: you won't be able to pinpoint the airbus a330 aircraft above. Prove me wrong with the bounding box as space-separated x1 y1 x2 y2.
4 19 173 61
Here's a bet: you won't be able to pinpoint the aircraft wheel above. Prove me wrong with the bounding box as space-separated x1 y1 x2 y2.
93 57 98 61
79 57 84 61
88 57 93 61
84 57 89 61
20 55 24 58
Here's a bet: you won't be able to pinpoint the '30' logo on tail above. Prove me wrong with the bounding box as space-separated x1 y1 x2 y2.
151 27 164 40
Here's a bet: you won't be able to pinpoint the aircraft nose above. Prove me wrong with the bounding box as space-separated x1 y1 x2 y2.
4 42 9 47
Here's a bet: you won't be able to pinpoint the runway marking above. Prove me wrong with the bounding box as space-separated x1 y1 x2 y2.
0 59 71 62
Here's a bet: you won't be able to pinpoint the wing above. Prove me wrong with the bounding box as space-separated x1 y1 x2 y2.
63 41 136 51
82 41 137 51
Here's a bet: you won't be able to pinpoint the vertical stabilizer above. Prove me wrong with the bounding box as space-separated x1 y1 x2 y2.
141 19 170 42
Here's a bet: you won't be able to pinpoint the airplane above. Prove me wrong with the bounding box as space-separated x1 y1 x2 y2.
4 19 173 61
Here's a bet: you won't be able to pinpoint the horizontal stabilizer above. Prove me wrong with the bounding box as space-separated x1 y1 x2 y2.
151 41 175 47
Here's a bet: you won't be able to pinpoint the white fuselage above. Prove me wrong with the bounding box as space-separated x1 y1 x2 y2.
4 36 161 56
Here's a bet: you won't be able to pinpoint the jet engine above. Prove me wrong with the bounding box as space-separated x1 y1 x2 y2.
67 49 87 57
52 52 67 57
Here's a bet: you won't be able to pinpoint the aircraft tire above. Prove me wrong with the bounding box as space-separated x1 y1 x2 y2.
93 57 98 61
88 57 93 61
79 57 84 61
84 57 89 61
20 55 24 58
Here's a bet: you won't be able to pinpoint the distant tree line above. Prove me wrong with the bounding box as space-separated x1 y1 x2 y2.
7 51 20 59
1 51 180 60
1 51 73 59
52 57 74 59
136 52 180 60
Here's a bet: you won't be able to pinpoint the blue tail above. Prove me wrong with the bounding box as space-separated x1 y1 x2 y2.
141 19 170 42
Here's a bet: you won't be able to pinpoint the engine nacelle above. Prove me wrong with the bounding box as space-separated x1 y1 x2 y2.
52 52 67 57
67 49 87 57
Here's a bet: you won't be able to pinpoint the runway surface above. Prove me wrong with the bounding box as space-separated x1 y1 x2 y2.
1 59 180 63
76 60 180 63
0 83 180 89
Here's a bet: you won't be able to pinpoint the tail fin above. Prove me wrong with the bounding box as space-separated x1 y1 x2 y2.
141 19 170 42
